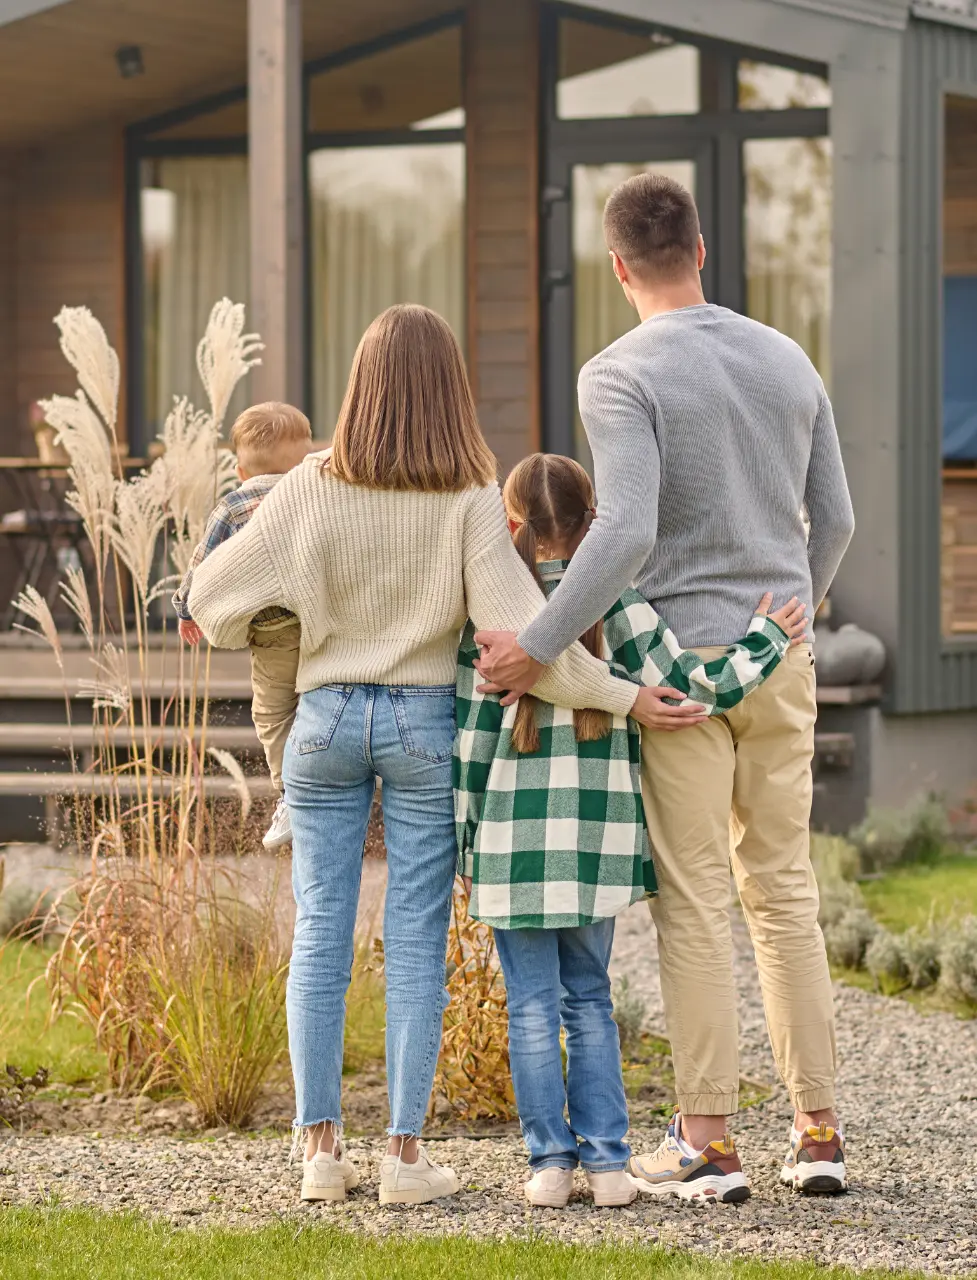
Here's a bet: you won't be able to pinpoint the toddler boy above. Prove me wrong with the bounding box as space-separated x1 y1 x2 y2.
173 401 313 850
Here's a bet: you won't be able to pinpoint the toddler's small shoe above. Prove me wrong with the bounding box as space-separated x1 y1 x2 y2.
262 797 292 850
525 1167 575 1207
378 1143 461 1205
587 1169 638 1206
301 1147 359 1202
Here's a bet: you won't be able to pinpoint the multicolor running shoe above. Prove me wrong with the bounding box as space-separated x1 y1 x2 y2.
780 1121 848 1194
627 1111 751 1204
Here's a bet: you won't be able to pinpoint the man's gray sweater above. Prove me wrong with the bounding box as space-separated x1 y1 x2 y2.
519 304 855 663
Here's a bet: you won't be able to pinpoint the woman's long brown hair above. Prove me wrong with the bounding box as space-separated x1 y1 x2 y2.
328 304 497 492
503 454 611 753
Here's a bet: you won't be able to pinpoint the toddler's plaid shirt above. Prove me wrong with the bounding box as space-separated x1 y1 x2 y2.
172 473 294 631
454 560 790 931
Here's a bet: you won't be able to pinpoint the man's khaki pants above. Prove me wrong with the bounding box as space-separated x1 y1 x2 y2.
248 622 301 793
641 644 836 1117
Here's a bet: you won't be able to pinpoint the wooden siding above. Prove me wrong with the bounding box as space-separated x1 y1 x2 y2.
15 128 125 446
899 16 977 711
0 157 18 453
465 0 540 477
942 473 977 635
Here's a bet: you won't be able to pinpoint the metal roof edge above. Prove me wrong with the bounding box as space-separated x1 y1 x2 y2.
0 0 71 28
766 0 909 29
910 2 977 30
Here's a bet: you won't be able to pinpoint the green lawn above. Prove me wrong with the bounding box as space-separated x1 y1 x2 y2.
0 942 103 1085
0 1207 938 1280
860 856 977 933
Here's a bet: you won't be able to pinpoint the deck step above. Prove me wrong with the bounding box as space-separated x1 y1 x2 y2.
0 771 277 798
0 723 260 752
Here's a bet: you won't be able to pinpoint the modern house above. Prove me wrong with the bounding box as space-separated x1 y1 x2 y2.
0 0 975 824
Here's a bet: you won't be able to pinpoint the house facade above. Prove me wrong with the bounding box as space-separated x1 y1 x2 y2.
0 0 975 817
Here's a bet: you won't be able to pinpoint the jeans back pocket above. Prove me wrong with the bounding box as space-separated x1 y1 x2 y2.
389 686 456 764
293 684 354 755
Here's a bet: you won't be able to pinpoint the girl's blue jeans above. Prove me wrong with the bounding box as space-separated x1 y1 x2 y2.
282 682 457 1136
494 920 632 1172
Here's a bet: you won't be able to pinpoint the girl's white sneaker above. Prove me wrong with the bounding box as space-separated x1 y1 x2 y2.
378 1143 461 1205
524 1167 575 1207
587 1169 639 1206
301 1148 360 1202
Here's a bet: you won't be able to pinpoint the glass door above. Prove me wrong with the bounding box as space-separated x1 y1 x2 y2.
542 140 714 461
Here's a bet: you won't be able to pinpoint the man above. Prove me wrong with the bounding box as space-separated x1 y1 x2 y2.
475 173 855 1202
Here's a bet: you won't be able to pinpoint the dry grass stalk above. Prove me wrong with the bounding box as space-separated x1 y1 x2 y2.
22 298 293 1116
431 886 515 1123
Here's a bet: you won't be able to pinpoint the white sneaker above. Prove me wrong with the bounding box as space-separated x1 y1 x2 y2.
301 1147 360 1202
262 797 292 850
587 1169 638 1206
524 1166 575 1207
378 1143 461 1205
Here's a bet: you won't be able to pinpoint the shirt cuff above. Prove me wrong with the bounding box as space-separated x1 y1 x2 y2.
749 614 790 649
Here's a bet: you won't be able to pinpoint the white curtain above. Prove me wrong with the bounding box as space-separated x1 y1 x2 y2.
744 138 832 386
309 144 465 437
151 157 251 433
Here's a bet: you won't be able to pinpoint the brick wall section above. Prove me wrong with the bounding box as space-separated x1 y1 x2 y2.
465 0 540 478
16 127 125 450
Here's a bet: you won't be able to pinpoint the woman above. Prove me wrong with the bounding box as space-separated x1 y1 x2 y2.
188 304 689 1207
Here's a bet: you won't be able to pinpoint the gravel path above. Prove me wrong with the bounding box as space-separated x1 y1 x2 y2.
3 900 977 1273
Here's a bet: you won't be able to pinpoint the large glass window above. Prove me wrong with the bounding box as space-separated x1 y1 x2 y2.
738 61 831 111
134 19 465 447
744 137 832 383
309 144 465 434
558 18 699 118
572 159 696 468
141 157 251 434
941 93 977 638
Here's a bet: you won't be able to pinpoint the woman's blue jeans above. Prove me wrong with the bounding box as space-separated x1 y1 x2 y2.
494 920 632 1172
282 683 457 1135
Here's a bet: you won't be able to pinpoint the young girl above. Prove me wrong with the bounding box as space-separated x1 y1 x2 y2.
454 453 806 1209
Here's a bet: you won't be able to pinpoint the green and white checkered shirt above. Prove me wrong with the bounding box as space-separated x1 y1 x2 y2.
454 560 790 931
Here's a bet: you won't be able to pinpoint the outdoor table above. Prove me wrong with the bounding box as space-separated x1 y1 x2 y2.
0 456 148 631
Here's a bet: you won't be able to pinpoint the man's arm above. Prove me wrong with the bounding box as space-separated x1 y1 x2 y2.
805 391 855 609
518 357 660 664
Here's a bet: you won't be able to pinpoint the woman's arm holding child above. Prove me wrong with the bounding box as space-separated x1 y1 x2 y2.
187 513 286 650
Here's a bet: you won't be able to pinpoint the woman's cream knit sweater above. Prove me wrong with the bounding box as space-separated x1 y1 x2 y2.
188 456 638 717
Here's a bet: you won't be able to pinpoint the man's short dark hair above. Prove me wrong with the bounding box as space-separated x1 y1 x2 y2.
603 172 701 281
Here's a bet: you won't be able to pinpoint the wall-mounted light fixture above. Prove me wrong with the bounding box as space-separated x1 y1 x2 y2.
115 45 144 79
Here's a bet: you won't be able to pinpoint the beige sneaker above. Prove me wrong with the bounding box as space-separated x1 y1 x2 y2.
378 1143 461 1205
301 1147 360 1202
587 1169 638 1206
524 1167 575 1207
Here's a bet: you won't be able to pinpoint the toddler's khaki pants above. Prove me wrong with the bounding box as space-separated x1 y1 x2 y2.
640 644 837 1117
248 622 301 793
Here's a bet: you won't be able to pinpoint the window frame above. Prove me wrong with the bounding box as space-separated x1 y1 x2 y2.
124 11 466 453
938 81 977 654
539 2 831 454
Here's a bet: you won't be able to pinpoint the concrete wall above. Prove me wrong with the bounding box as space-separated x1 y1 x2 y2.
870 709 977 810
465 0 541 477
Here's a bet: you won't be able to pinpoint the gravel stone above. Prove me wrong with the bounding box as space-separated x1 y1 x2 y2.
2 900 976 1273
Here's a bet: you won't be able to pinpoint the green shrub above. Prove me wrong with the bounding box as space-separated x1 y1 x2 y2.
939 915 977 1005
901 926 941 990
611 976 647 1059
865 929 908 991
0 884 57 943
817 876 864 929
850 795 950 874
823 908 878 969
810 833 861 885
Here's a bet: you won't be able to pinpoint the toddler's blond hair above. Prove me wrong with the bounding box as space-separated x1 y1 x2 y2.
230 401 312 475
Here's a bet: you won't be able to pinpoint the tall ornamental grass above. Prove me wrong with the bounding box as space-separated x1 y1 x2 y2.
11 302 288 1125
